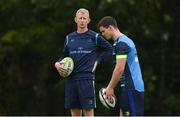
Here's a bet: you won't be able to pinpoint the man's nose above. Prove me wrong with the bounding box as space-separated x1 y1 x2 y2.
80 19 84 21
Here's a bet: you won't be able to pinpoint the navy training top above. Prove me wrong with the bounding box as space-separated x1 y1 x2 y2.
60 29 113 80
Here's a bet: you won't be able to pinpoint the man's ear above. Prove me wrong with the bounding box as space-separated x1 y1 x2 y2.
74 17 77 23
88 18 91 24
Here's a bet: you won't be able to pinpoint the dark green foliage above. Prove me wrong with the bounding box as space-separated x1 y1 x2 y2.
0 0 179 115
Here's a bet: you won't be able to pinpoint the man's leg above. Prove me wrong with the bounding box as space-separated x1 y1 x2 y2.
121 90 144 116
83 108 94 116
119 109 123 116
77 80 95 116
71 108 82 116
65 81 81 116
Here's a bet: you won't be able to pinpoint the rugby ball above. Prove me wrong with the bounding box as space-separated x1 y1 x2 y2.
60 57 74 77
99 88 116 109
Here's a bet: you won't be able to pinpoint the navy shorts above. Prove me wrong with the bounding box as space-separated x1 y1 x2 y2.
65 79 96 109
119 89 144 116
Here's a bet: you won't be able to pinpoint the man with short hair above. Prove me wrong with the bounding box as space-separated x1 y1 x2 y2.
55 9 113 116
97 16 145 116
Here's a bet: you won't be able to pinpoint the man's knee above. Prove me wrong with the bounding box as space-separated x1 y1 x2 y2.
71 108 82 116
83 109 94 116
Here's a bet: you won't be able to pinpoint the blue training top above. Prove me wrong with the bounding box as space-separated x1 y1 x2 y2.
113 34 144 92
60 30 113 80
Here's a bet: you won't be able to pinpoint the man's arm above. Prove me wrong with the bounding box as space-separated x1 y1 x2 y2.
96 35 113 62
55 36 69 77
105 55 127 100
92 61 99 73
58 36 69 61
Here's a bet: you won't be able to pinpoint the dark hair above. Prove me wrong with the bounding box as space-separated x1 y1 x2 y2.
97 16 118 29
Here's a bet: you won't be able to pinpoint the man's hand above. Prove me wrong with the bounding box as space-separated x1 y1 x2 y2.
104 87 115 103
92 61 99 73
54 61 68 77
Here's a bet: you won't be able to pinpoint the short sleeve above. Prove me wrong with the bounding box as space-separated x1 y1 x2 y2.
115 42 130 55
